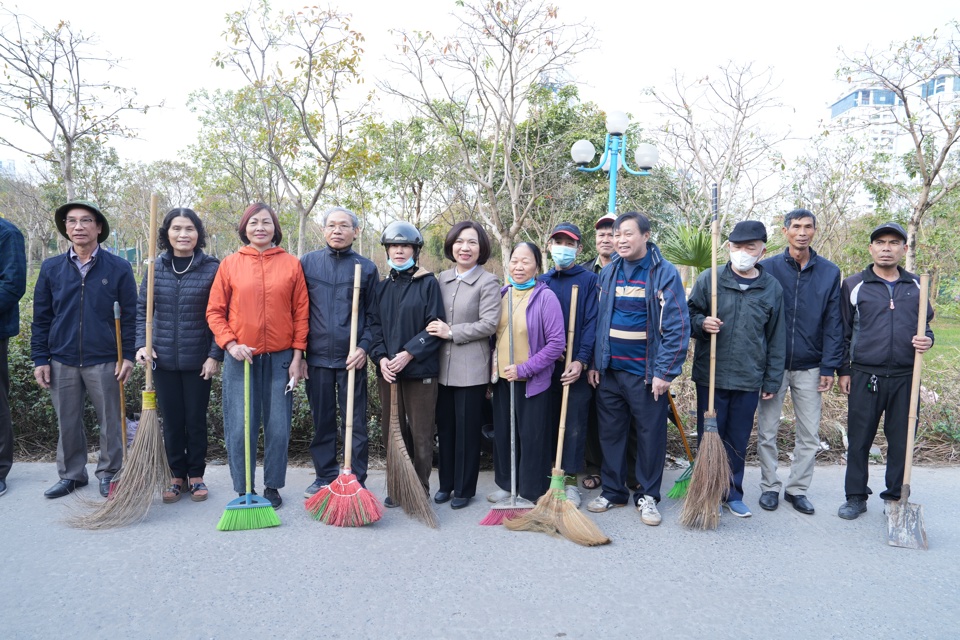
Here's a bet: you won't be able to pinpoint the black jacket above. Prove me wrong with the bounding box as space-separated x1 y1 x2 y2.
839 265 934 377
759 248 843 376
31 248 137 367
300 245 381 369
136 250 223 371
689 263 785 394
370 266 444 379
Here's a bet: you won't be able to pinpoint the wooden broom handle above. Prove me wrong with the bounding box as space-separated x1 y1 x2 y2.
553 285 579 469
342 263 362 470
707 214 718 415
144 194 158 392
902 274 929 490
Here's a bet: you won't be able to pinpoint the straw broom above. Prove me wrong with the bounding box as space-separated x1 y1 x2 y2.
305 263 383 527
679 186 730 530
480 285 534 525
68 194 170 529
217 360 281 531
504 286 610 546
386 383 438 528
665 393 696 499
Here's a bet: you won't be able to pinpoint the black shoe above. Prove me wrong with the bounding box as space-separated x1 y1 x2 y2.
263 487 282 510
785 493 815 514
434 490 452 504
451 496 470 509
44 478 88 499
99 477 114 497
384 496 399 508
759 491 779 511
838 497 867 520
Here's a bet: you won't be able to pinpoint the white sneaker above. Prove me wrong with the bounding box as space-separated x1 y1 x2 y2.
487 489 510 503
565 485 581 508
586 495 626 513
637 495 662 526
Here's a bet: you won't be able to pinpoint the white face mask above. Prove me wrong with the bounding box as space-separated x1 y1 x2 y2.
729 250 759 272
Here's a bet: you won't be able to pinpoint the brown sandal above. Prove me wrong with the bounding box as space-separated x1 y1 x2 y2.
189 480 208 502
162 480 184 503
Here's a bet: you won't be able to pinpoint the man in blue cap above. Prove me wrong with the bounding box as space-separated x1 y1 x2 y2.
688 219 785 518
32 200 137 499
837 222 933 520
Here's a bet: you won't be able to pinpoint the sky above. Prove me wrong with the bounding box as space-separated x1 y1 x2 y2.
1 0 957 171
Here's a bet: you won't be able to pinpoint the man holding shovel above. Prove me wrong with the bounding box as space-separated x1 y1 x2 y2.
837 222 933 520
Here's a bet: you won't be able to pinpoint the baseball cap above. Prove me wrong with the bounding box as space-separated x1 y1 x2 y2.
550 222 582 242
870 221 907 243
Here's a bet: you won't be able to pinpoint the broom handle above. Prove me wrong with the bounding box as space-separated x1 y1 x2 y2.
554 285 579 469
244 360 252 495
114 302 126 451
343 263 362 470
144 194 158 393
902 274 929 494
668 393 695 463
508 287 517 501
707 188 718 416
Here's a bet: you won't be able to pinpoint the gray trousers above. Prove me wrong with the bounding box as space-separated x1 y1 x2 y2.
50 360 123 482
756 368 822 496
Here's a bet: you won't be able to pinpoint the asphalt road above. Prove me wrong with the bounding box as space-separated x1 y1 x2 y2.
2 462 958 639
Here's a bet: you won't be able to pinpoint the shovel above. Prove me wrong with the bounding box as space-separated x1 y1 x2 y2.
886 273 929 551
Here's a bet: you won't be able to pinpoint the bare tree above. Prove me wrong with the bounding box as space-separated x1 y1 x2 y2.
381 0 594 259
0 7 155 200
838 22 960 271
214 1 369 256
647 62 790 230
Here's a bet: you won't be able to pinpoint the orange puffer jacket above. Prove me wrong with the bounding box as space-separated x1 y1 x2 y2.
206 245 309 354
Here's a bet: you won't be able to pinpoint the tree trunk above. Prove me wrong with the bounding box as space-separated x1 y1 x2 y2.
297 208 307 258
906 219 918 273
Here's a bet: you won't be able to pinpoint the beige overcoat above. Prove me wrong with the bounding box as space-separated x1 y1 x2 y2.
436 265 501 387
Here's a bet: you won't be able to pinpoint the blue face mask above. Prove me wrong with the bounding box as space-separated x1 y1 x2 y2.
550 245 577 268
387 257 415 272
508 275 536 290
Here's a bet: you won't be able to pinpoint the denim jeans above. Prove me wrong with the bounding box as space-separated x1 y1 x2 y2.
222 350 293 493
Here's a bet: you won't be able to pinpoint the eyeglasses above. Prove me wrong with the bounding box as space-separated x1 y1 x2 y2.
324 223 353 232
65 217 97 228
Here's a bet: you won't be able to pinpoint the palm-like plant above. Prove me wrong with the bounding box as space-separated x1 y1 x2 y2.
658 225 712 287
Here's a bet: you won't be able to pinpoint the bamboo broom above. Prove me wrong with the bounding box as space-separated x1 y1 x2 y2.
504 285 610 546
305 263 383 527
68 194 170 529
386 384 438 528
679 185 730 530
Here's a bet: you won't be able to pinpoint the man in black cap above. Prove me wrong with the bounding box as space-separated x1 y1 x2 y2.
836 222 933 520
540 222 598 507
688 219 785 518
32 200 137 498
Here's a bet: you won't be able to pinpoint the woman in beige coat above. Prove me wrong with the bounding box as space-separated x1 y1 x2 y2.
426 221 500 509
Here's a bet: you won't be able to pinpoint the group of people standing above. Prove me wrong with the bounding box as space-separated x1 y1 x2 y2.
0 199 934 527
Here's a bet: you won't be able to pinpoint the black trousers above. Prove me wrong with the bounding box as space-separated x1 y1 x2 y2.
596 369 668 504
845 370 915 501
153 368 212 479
548 362 592 475
0 338 11 481
436 383 486 499
695 385 760 503
306 365 368 485
492 379 551 501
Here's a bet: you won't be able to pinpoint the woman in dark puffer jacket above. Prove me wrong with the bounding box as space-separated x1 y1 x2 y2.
136 208 222 503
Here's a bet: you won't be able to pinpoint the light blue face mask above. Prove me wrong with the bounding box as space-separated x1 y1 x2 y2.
550 245 577 268
387 257 415 272
508 275 536 290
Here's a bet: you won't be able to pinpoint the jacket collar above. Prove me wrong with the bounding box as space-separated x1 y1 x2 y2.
440 265 486 285
239 245 285 257
719 262 770 288
608 242 663 273
545 263 587 279
863 264 912 284
780 247 819 271
324 245 356 259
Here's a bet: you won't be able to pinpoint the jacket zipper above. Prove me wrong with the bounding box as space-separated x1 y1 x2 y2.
174 275 181 370
789 263 801 371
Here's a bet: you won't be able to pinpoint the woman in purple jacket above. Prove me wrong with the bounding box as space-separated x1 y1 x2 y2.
489 242 565 502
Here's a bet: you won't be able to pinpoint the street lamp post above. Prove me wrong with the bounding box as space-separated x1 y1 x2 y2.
570 110 659 214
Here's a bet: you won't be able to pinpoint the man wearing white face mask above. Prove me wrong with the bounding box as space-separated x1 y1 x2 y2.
688 220 785 518
541 222 598 507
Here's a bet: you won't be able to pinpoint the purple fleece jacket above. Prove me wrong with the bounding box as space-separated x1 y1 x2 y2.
498 280 565 397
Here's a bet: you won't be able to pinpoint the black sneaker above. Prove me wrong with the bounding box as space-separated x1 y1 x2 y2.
383 496 399 508
264 487 282 510
838 497 867 520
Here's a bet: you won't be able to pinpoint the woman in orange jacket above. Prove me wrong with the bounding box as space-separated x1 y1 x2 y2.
206 203 309 509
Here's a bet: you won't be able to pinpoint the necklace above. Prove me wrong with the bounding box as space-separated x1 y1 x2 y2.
172 253 195 275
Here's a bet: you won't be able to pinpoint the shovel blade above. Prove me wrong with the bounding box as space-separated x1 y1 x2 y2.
886 500 928 550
